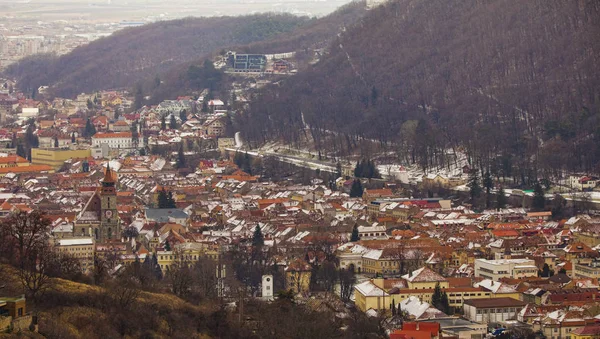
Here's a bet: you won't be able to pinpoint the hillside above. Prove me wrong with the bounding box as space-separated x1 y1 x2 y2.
3 14 310 98
0 264 376 339
239 0 600 182
141 0 368 104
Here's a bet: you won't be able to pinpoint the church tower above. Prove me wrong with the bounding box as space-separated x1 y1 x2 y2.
99 164 120 241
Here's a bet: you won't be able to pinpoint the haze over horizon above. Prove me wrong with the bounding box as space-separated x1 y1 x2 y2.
0 0 355 23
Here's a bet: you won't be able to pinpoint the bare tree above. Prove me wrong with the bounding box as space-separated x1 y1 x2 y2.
0 210 51 268
18 243 54 304
339 268 356 301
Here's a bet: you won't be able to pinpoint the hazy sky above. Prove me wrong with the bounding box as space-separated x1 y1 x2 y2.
0 0 355 23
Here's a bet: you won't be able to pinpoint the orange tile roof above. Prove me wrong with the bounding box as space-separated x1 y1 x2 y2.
0 164 53 174
0 155 28 164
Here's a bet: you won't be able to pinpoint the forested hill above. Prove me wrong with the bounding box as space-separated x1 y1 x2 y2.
3 14 310 98
142 1 367 104
239 0 600 181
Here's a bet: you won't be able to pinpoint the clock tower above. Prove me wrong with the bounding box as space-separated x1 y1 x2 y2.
99 163 120 241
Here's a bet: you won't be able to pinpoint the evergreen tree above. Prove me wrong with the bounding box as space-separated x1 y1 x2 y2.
432 282 443 310
179 109 187 123
166 191 176 208
483 171 493 209
467 170 482 204
164 240 171 251
201 98 208 113
242 152 252 174
170 114 178 130
54 136 59 148
440 291 450 314
84 118 96 138
354 159 363 177
532 182 546 211
157 188 168 208
252 225 264 247
551 194 567 220
540 263 552 277
336 162 342 179
161 115 167 131
350 179 363 198
114 107 121 120
71 132 76 143
152 254 163 280
16 143 26 158
176 143 186 169
391 300 396 316
350 224 360 242
133 84 144 110
496 186 507 210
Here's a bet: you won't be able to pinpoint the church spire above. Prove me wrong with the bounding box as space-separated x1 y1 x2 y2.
103 162 116 185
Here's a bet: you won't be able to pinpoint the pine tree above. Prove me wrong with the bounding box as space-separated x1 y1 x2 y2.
166 191 176 208
152 254 163 280
157 188 168 208
496 186 507 210
354 159 363 177
164 240 171 251
350 179 363 198
133 84 144 110
179 109 187 123
350 224 360 242
170 114 178 130
176 144 186 169
483 171 493 209
441 291 450 314
71 132 76 143
432 282 443 310
532 182 546 211
161 115 167 131
467 170 482 204
252 225 264 247
16 143 26 158
54 136 59 148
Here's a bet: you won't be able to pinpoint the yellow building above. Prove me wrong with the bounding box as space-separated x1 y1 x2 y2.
285 259 312 294
56 238 95 273
31 148 91 170
354 277 520 313
401 267 449 289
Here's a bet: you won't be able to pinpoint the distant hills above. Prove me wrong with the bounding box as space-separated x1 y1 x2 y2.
4 2 367 100
4 14 310 98
239 0 600 181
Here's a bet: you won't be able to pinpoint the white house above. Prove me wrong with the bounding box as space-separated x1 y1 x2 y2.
568 175 599 191
474 258 537 280
463 298 526 323
92 132 134 150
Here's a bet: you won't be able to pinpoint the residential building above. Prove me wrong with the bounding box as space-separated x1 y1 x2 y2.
285 259 312 294
463 298 526 323
55 238 95 272
574 259 600 279
92 132 134 150
474 258 537 280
